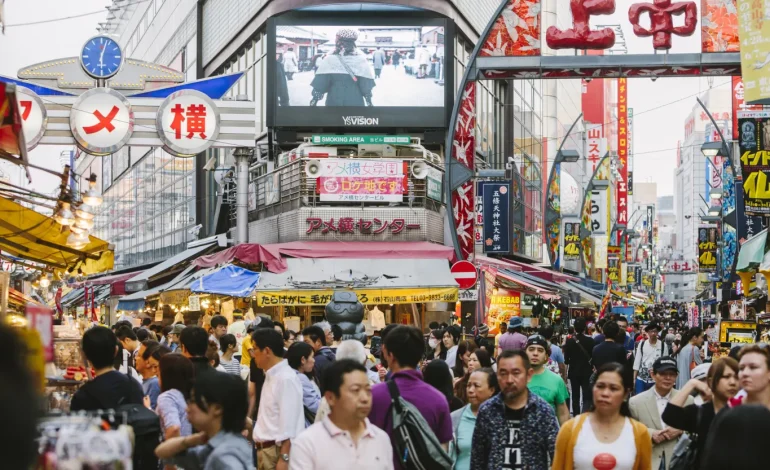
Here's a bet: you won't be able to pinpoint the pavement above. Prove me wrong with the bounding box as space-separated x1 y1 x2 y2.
285 64 444 107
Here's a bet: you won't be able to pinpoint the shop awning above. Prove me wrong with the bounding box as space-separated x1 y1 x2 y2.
118 266 216 311
491 268 560 300
0 197 113 275
193 241 456 273
563 281 605 305
125 242 219 293
190 265 261 297
737 228 767 272
255 258 458 306
60 287 85 308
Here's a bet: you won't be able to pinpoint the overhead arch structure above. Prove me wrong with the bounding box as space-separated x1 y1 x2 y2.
445 0 743 293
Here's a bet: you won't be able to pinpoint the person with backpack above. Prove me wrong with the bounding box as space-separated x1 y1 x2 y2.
633 322 669 394
155 370 252 469
369 325 453 470
470 350 559 470
563 318 596 414
289 359 393 469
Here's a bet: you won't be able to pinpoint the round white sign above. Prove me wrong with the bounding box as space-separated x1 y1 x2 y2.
156 90 220 157
70 88 133 156
15 87 48 151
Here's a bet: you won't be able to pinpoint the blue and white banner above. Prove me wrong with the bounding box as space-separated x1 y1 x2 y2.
482 182 511 254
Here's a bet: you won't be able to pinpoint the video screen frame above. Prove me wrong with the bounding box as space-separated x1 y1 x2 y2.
266 12 454 130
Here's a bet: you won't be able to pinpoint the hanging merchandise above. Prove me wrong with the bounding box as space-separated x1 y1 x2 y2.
174 311 184 324
37 413 133 469
369 305 386 330
221 299 235 324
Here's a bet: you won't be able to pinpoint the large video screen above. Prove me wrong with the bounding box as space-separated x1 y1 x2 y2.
268 15 452 129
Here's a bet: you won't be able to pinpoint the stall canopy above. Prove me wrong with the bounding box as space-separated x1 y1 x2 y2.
563 281 605 305
193 242 456 273
117 266 215 311
190 265 260 297
0 197 113 275
125 241 221 293
255 258 459 306
491 268 560 300
76 271 142 296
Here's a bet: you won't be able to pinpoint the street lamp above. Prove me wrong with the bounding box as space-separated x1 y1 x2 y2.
709 187 722 200
699 215 721 223
700 141 723 159
708 204 722 217
556 149 581 163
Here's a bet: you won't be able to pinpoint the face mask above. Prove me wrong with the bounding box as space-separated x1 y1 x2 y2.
429 338 439 349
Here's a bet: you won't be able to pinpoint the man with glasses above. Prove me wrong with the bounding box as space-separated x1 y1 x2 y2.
524 335 570 425
135 340 171 409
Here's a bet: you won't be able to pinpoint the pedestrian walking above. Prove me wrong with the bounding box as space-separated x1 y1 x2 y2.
443 325 462 369
372 47 386 79
564 318 596 414
368 325 453 470
734 344 770 408
540 326 566 381
283 47 298 80
674 327 704 389
452 339 477 380
311 29 375 107
552 362 652 470
633 322 669 395
155 371 252 469
424 359 465 411
591 321 628 372
701 405 770 470
70 326 144 412
136 340 170 409
286 341 322 427
302 325 336 384
494 322 507 357
662 357 739 468
167 324 184 353
290 359 394 469
524 335 570 424
629 357 692 469
470 350 559 470
218 334 243 376
454 349 492 403
451 368 499 470
498 317 527 354
427 329 447 361
209 315 228 351
228 309 248 363
180 326 213 374
156 353 195 440
251 328 304 470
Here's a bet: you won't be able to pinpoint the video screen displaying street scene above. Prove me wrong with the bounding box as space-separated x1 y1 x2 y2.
274 25 446 108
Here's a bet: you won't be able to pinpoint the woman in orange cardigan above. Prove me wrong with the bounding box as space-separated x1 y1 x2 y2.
553 362 652 470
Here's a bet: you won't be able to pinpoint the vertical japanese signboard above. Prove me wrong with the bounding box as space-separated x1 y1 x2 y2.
737 0 770 104
563 222 581 262
646 206 655 245
738 117 770 215
586 124 605 174
482 182 511 254
698 226 718 273
590 190 608 234
617 78 629 227
475 184 484 247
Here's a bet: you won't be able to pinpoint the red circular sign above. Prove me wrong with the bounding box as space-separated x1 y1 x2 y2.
451 261 478 289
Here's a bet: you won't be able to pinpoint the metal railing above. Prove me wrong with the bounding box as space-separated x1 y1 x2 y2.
249 158 445 222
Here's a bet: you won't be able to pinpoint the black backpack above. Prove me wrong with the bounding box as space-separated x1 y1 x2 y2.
386 380 452 470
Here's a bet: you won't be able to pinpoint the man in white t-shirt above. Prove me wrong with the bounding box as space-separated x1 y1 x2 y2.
633 322 669 395
227 309 247 363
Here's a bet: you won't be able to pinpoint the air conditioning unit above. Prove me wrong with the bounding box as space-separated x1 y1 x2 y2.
358 144 396 157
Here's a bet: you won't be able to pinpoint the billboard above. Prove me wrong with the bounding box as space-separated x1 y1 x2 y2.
268 14 453 128
736 0 770 104
482 182 511 254
738 117 770 215
698 226 718 273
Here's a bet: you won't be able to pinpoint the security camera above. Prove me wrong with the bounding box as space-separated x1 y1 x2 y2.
188 224 203 237
203 156 217 171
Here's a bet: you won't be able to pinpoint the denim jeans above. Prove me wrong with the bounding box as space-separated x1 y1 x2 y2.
635 378 654 395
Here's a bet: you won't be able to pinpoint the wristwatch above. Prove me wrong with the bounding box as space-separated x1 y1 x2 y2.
280 453 290 462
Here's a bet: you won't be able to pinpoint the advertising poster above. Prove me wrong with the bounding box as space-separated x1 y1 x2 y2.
607 258 620 286
701 0 740 52
318 177 405 202
487 288 521 332
736 0 770 104
738 117 770 214
698 226 719 273
617 78 629 226
482 182 511 254
563 222 581 262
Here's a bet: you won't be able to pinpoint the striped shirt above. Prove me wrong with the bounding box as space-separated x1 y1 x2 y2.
219 357 242 376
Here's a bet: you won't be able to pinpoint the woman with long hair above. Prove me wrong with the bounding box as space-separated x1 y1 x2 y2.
285 341 321 427
553 362 652 469
734 345 770 408
426 329 447 361
674 327 704 389
156 354 195 440
662 357 740 468
452 340 478 381
423 359 464 412
450 368 499 470
453 349 492 403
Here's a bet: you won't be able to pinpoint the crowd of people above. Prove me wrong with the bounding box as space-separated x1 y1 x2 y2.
6 304 770 470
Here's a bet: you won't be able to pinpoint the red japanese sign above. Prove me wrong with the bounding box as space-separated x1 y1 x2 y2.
629 1 698 50
318 176 406 202
157 90 220 158
306 217 420 235
617 78 629 227
586 124 605 173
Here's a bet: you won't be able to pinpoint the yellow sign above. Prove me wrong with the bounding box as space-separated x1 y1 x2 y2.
487 288 521 333
737 0 770 103
160 289 189 305
256 287 458 306
719 320 757 343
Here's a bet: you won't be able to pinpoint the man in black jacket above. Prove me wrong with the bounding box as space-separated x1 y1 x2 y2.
302 325 336 384
71 326 144 411
564 318 595 414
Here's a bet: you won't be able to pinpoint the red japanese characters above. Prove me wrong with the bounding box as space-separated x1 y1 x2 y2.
546 0 616 50
628 0 697 50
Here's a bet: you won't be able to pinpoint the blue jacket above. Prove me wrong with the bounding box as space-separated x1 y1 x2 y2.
470 391 559 470
313 347 336 385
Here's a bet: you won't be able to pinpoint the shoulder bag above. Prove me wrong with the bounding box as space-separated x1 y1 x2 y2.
669 406 703 470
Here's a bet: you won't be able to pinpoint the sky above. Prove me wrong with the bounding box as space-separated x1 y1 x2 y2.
0 0 111 193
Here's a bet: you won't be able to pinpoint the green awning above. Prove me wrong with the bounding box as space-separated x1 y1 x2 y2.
737 228 768 272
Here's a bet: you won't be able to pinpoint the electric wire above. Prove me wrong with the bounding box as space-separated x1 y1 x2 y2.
4 0 150 29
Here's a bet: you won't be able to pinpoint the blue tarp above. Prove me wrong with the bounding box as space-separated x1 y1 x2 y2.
116 299 145 311
190 265 260 297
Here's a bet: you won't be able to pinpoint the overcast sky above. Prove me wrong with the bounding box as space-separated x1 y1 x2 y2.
0 0 111 192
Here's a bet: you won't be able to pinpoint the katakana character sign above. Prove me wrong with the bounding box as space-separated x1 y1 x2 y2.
70 88 134 156
15 86 47 151
546 0 617 50
305 217 421 237
157 89 220 157
628 0 697 50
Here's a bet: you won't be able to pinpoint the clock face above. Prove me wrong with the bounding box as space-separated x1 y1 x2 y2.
80 36 123 79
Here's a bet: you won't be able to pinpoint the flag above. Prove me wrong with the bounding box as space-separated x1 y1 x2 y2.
599 279 612 319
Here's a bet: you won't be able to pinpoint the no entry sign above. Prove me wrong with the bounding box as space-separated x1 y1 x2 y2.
451 261 478 290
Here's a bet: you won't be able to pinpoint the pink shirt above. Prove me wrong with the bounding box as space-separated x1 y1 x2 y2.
289 417 393 470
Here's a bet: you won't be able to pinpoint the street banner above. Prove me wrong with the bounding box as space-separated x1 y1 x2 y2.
593 235 608 270
646 206 655 245
608 258 619 286
698 226 719 273
482 182 511 254
309 158 405 178
563 222 581 262
590 190 608 233
617 78 629 226
256 286 458 307
701 0 740 53
732 77 764 139
475 183 484 247
737 0 770 104
738 117 770 214
318 176 406 202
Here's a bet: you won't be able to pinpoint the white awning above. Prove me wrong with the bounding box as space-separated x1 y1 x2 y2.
125 243 218 292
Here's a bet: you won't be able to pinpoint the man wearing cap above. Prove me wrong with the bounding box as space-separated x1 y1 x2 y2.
630 357 693 469
525 335 571 425
167 324 184 353
498 316 527 354
632 322 670 394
